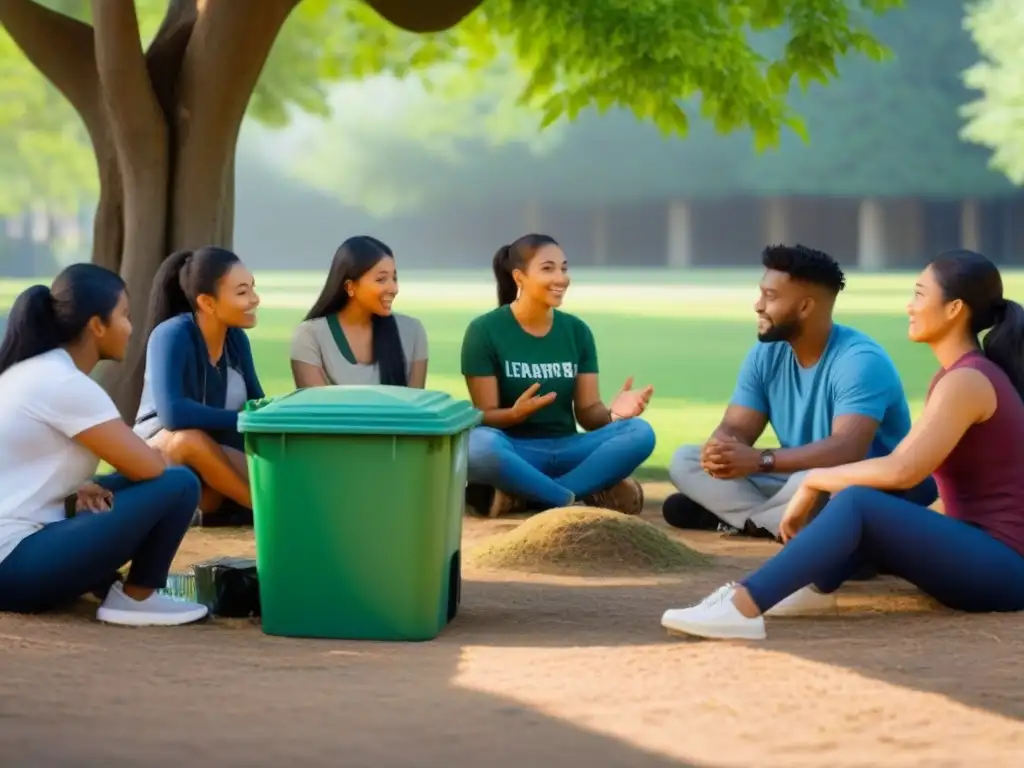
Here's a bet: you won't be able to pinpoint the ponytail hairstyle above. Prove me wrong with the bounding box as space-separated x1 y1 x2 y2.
147 246 242 335
491 233 559 306
0 263 125 376
929 249 1024 398
304 236 408 387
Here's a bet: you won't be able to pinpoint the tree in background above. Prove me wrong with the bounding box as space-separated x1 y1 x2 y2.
961 0 1024 185
0 27 95 216
290 0 1006 217
0 0 900 412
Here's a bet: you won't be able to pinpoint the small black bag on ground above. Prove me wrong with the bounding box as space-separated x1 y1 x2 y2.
193 557 261 618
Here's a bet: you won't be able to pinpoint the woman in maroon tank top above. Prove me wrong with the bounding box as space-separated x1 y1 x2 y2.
661 249 1024 641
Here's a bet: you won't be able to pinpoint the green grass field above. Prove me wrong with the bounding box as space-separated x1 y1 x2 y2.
5 268 1022 478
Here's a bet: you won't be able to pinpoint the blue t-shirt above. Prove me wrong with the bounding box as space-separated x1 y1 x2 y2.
729 324 911 458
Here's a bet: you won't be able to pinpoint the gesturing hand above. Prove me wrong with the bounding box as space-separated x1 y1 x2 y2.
513 382 557 420
76 482 113 513
609 377 654 421
779 483 826 543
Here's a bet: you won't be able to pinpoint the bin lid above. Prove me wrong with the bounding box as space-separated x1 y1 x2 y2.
237 385 482 436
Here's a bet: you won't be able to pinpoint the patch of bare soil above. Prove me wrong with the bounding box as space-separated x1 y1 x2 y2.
2 483 1022 767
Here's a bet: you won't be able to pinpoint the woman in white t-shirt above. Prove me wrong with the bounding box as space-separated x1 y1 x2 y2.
0 264 207 626
290 236 428 388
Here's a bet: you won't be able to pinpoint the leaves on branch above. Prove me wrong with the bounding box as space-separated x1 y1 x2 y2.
960 0 1024 186
1 0 904 216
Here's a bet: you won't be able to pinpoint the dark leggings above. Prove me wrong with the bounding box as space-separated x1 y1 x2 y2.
0 467 200 613
742 486 1024 614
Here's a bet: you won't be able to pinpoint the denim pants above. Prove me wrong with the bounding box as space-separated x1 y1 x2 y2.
467 418 657 508
0 467 201 613
742 486 1024 613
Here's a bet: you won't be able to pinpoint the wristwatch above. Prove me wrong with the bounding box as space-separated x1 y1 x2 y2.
759 449 776 471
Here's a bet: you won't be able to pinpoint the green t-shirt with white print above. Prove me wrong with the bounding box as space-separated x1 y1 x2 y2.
460 305 599 438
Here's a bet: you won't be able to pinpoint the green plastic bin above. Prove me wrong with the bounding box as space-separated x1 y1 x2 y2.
238 385 481 641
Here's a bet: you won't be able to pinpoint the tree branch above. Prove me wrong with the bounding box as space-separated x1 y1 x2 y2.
92 0 167 158
90 0 173 414
145 0 197 125
91 143 124 271
0 0 104 130
177 0 297 139
169 0 297 248
91 0 169 288
142 0 198 255
364 0 483 33
217 151 235 249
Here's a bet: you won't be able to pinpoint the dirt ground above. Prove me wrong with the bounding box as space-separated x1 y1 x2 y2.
2 481 1023 767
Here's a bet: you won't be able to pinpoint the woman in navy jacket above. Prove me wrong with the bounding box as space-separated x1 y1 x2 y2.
134 247 264 524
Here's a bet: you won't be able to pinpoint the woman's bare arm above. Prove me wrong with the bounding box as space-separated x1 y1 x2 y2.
291 360 330 388
74 420 168 482
465 376 543 429
805 368 996 494
409 359 428 389
572 373 612 431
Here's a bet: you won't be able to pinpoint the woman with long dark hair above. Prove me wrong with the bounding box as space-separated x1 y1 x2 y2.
133 247 264 525
662 250 1024 640
0 264 206 626
461 233 656 518
290 236 428 388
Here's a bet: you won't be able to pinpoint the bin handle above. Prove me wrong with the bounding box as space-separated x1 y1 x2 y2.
243 389 305 412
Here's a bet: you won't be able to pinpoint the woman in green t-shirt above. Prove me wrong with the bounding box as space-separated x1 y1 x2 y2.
461 233 656 517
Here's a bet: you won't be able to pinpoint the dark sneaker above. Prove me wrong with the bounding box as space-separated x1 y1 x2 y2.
194 501 254 528
584 479 644 516
464 483 492 517
662 493 721 530
464 484 521 518
848 563 879 581
487 489 519 518
740 519 780 541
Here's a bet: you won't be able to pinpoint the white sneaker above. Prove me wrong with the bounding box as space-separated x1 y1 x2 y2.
765 586 838 617
661 583 767 640
97 581 209 627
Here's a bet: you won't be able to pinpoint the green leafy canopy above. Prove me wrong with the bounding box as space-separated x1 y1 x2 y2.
960 0 1024 185
263 0 902 149
286 1 1008 212
0 0 903 215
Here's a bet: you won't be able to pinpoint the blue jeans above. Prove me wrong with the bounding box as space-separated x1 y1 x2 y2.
742 486 1024 613
0 467 201 613
467 419 656 508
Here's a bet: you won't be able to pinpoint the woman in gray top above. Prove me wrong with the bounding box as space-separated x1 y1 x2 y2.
290 236 428 388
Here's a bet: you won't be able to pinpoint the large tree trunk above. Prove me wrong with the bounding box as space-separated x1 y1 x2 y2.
0 0 297 417
0 0 481 418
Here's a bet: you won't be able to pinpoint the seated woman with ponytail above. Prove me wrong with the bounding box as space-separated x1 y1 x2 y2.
663 250 1024 641
290 236 428 388
133 247 264 525
462 234 657 518
0 264 207 626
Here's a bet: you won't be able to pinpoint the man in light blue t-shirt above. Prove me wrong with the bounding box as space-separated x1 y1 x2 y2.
665 244 936 540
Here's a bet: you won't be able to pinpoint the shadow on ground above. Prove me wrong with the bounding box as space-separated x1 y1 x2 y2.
2 495 1024 766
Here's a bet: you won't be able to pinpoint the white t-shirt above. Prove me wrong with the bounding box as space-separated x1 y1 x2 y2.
0 348 121 566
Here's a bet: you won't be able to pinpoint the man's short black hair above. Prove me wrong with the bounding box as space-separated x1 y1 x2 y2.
761 244 846 294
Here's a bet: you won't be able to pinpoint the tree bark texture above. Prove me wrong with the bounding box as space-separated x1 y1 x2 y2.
0 0 298 417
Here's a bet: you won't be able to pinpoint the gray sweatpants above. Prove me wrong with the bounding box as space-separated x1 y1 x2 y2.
667 445 807 536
